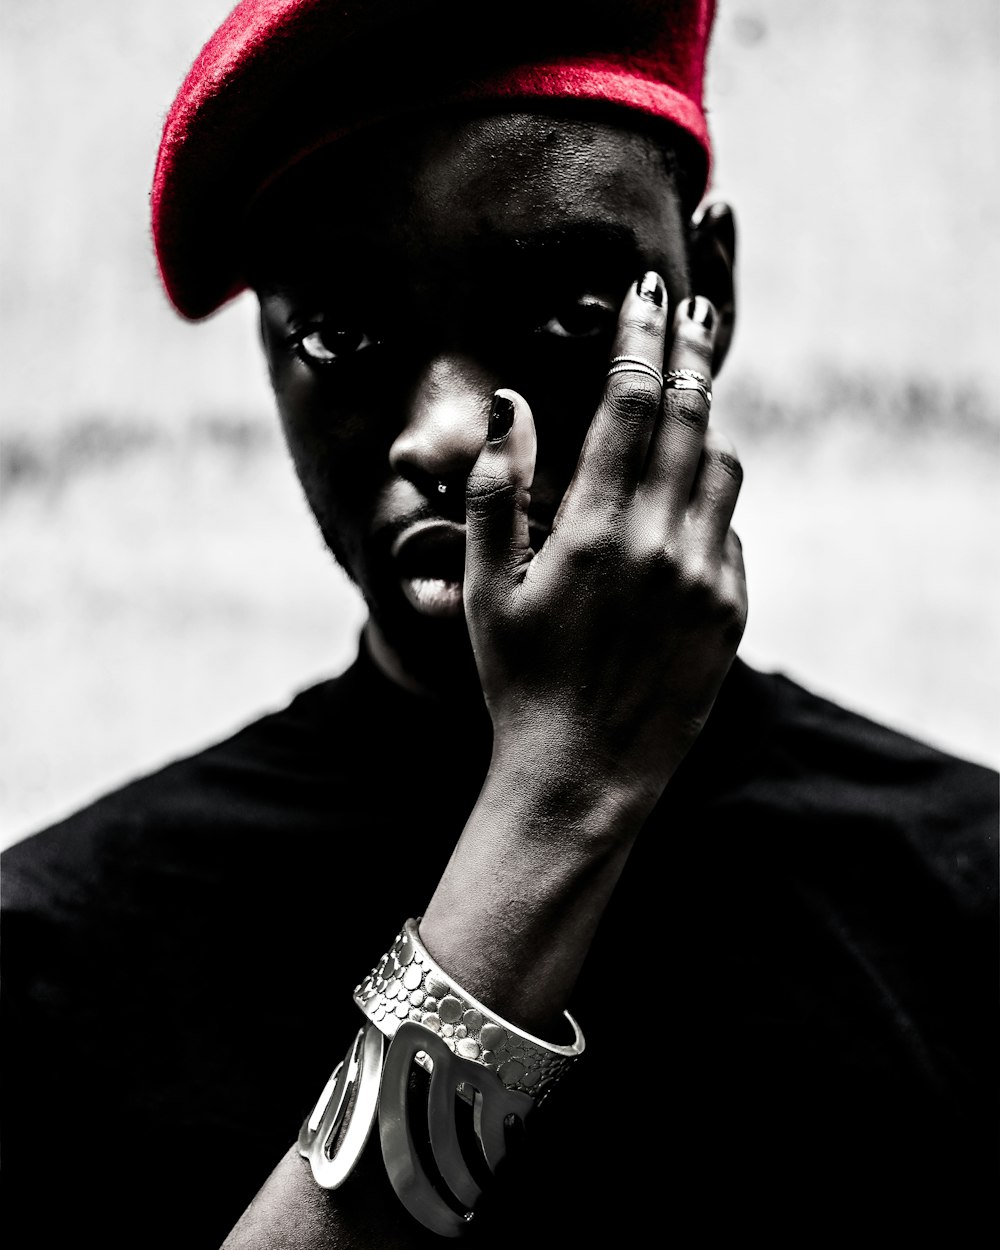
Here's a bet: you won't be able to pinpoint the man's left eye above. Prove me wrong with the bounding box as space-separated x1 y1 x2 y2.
292 323 379 366
537 295 617 339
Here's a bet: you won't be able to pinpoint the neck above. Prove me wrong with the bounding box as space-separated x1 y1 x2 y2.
362 618 486 708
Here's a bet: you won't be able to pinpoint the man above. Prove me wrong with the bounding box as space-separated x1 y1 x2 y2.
2 3 996 1246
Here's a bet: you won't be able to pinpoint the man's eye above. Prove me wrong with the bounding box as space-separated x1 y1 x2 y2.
537 295 617 339
291 323 378 366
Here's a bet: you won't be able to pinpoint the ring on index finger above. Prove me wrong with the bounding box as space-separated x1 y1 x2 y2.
607 355 665 388
664 368 712 409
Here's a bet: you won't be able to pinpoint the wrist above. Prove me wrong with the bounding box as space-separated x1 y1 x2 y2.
486 721 671 835
420 746 652 1034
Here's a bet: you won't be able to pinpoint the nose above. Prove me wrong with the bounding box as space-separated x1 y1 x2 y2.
389 353 495 511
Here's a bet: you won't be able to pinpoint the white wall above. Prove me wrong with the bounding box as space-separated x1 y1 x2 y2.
3 1 997 427
2 2 998 848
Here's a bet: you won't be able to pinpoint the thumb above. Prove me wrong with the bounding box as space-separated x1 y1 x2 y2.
464 389 537 604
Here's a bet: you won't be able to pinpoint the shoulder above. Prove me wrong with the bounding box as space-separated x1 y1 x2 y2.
0 661 365 919
0 664 378 1250
760 664 997 821
728 660 997 909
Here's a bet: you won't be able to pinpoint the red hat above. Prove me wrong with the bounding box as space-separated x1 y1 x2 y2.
151 0 717 321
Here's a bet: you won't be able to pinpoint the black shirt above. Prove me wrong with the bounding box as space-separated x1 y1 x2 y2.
2 648 997 1245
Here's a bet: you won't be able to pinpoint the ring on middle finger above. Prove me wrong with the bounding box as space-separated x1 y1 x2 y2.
607 355 665 387
664 368 712 408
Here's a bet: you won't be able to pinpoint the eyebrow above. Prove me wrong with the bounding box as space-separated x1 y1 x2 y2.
252 218 643 303
439 220 646 295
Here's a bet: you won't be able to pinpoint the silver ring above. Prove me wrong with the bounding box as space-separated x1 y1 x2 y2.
607 355 664 387
664 368 712 408
436 480 448 495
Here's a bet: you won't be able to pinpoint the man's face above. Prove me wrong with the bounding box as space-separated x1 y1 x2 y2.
251 109 693 691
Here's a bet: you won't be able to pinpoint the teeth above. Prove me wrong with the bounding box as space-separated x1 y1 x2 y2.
401 576 464 619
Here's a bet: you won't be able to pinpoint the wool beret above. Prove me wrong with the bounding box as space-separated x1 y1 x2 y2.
151 0 717 320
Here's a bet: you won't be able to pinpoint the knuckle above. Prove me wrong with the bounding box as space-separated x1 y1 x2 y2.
656 543 711 594
576 508 630 563
706 446 743 485
672 554 732 611
665 390 709 431
604 375 662 427
678 559 717 602
464 470 516 517
632 529 668 573
722 595 749 644
618 311 663 339
718 580 747 621
671 325 715 367
704 425 737 456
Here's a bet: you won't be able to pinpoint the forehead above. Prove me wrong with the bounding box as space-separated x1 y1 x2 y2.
245 109 686 285
402 111 674 236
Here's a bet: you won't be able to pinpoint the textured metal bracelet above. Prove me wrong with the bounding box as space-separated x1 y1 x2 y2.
300 919 585 1237
354 918 584 1102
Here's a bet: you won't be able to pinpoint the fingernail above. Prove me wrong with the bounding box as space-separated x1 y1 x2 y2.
488 393 515 443
637 271 665 307
686 296 715 330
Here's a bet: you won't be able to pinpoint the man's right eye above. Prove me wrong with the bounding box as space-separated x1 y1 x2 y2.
290 321 379 366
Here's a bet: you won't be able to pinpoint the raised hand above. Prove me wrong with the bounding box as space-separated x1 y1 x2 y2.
463 273 747 817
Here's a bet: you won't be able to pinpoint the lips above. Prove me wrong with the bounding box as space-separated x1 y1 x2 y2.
391 520 467 619
387 513 553 619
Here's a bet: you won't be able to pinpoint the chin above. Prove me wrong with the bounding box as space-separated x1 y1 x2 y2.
360 576 477 688
326 541 482 697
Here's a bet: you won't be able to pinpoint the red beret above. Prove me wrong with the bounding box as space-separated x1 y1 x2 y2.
151 0 717 320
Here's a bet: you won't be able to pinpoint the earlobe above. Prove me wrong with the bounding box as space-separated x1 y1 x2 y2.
688 201 737 375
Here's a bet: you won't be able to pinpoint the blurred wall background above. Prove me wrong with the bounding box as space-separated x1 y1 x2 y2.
2 0 998 850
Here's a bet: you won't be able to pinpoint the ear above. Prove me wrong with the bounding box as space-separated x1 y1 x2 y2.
256 295 281 388
688 201 737 376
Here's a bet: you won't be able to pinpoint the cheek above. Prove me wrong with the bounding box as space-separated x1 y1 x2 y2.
514 351 609 502
273 370 395 539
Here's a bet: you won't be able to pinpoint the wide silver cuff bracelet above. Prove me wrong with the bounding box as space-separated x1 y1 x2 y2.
298 918 585 1237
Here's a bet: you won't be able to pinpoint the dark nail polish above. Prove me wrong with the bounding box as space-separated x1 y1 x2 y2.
488 393 515 443
686 296 715 331
637 271 665 307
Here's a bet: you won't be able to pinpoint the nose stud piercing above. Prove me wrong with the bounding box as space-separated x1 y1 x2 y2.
436 481 448 495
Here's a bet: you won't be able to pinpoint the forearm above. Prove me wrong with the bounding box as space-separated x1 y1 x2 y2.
420 740 656 1036
222 1140 440 1250
223 765 650 1250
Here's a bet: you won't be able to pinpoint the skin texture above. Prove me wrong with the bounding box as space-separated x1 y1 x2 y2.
226 106 744 1247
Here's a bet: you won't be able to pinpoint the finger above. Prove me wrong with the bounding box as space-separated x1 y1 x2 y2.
463 389 537 608
689 426 743 549
721 527 749 645
564 271 669 514
724 527 746 585
642 295 716 509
